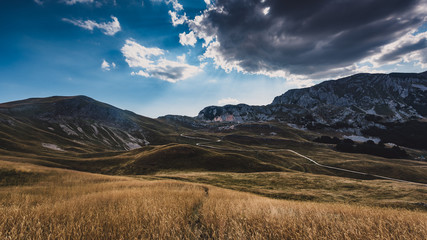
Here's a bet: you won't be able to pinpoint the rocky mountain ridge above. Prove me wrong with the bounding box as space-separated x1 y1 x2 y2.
196 72 427 134
1 71 426 153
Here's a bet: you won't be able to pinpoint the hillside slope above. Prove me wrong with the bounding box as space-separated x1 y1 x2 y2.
0 96 177 153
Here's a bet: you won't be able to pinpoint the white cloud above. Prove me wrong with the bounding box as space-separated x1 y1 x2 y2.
187 12 214 47
121 39 202 83
121 40 164 68
152 0 183 11
179 31 197 47
166 0 183 11
202 41 243 73
204 0 211 5
263 7 270 15
101 60 110 70
101 60 116 71
199 62 208 69
218 97 240 106
168 11 187 26
62 16 121 36
362 31 427 69
62 0 94 5
131 70 150 77
177 54 186 63
34 0 43 5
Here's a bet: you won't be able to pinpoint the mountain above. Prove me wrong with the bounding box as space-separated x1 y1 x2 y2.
197 72 427 133
1 94 426 185
272 72 427 120
0 96 175 153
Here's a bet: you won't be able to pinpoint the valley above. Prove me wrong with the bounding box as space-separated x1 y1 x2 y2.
1 72 427 239
4 0 427 238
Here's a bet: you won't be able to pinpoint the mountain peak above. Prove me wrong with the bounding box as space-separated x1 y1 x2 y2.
0 95 175 151
0 95 94 108
197 71 427 131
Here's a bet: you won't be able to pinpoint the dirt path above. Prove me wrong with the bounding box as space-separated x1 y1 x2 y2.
188 186 209 239
181 133 427 187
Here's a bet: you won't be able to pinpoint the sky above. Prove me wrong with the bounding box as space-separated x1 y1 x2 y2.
0 0 426 117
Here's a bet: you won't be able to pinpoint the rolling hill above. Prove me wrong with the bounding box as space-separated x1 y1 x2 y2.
0 95 177 153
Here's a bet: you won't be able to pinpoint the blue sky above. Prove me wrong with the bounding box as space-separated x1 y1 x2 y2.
0 0 426 117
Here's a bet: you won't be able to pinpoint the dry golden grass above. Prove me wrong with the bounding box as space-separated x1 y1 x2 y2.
152 171 427 209
0 162 426 239
201 188 427 240
0 172 204 239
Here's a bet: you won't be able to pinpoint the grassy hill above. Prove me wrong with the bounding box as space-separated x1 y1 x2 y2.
37 143 283 174
0 96 179 152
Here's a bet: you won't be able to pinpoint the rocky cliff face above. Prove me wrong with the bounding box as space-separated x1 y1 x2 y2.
196 72 427 133
272 72 426 119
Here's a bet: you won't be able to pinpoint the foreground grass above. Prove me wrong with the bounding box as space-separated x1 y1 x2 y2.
201 188 427 240
0 172 204 239
0 162 426 239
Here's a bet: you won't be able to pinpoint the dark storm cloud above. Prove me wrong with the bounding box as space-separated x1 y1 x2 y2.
195 0 426 76
378 38 427 63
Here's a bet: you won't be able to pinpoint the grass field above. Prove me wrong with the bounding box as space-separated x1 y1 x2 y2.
0 161 426 239
151 171 427 210
1 117 427 239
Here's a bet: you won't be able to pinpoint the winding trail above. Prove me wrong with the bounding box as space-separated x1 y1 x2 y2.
180 133 427 187
188 186 209 239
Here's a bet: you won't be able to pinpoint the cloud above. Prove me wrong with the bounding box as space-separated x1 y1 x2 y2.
262 7 270 15
218 97 240 106
152 0 183 11
62 16 121 36
367 31 427 68
121 40 164 68
176 54 186 63
101 60 116 71
168 11 187 26
188 0 427 80
131 70 150 78
121 39 202 83
179 31 197 46
166 0 183 11
379 39 427 63
34 0 43 5
62 0 94 5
